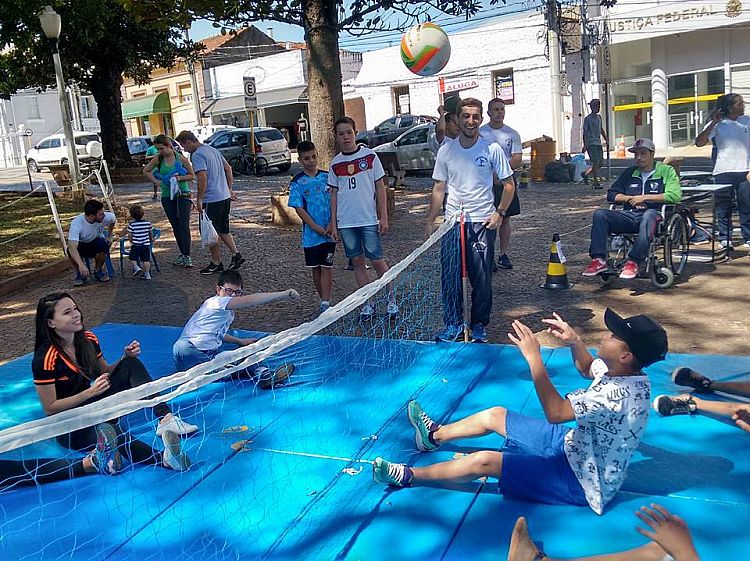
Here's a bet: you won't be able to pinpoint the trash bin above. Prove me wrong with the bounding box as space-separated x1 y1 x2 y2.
529 139 557 181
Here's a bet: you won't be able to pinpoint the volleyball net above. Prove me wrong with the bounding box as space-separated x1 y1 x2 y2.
0 214 473 560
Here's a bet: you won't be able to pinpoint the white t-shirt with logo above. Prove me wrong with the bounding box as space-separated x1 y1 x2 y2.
179 296 235 351
563 358 651 515
68 212 116 243
328 146 386 228
708 115 750 175
479 123 522 162
432 137 513 222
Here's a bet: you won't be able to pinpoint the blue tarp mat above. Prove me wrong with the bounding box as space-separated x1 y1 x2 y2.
0 324 747 560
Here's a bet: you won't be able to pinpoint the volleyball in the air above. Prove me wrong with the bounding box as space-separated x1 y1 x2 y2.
400 22 451 77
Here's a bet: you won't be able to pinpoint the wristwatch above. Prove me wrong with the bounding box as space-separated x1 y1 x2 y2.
497 209 508 217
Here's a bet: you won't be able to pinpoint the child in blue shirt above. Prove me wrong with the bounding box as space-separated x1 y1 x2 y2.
288 141 335 314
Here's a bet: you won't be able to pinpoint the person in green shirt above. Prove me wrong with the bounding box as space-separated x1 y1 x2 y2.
144 135 196 268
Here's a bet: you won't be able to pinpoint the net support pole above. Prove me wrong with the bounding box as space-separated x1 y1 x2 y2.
101 160 116 207
460 211 470 343
44 181 68 256
94 169 115 215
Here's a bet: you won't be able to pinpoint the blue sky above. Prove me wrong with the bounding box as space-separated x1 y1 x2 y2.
189 0 534 52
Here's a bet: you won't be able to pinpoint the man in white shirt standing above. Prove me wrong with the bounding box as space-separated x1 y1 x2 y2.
425 98 514 343
67 199 116 286
480 98 522 270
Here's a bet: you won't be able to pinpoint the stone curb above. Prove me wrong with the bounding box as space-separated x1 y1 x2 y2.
0 258 70 298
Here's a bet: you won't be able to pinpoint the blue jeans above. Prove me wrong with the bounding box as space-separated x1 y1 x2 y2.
714 172 750 244
173 338 265 378
589 208 660 264
440 222 495 328
338 225 383 260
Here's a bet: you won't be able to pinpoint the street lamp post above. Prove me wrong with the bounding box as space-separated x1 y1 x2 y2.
39 6 83 197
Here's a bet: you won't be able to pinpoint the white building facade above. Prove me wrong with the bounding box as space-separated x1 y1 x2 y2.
203 48 362 147
344 14 581 152
0 88 98 168
596 0 750 148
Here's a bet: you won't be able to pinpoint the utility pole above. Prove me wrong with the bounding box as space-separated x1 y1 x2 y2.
184 28 203 128
547 0 564 156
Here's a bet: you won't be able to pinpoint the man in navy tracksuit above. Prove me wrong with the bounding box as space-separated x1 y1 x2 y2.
582 138 682 280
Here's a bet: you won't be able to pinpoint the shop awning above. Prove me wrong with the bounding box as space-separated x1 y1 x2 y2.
203 86 308 115
122 92 171 120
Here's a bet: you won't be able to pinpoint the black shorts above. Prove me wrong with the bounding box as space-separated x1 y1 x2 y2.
493 176 521 217
205 199 231 234
304 242 336 268
129 244 151 262
72 237 108 259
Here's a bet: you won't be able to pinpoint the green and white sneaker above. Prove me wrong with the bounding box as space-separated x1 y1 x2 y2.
407 400 440 451
172 255 186 266
372 457 413 487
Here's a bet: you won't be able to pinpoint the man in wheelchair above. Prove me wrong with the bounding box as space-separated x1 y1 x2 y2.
583 138 682 279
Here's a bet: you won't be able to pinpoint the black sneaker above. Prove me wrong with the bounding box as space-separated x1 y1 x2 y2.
228 253 245 270
672 367 713 392
497 254 513 270
200 262 224 275
652 394 697 416
581 171 589 185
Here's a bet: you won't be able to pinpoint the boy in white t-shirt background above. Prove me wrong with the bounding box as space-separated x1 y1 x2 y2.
172 270 300 388
327 116 397 320
373 308 667 517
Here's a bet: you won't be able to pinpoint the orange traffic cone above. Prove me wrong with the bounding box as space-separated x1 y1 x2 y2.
615 135 626 158
540 233 572 290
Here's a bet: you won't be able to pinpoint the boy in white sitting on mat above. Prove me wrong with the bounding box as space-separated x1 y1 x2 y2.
172 270 300 388
373 309 668 515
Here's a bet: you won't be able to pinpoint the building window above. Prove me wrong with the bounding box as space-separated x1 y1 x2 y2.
392 85 410 114
132 91 147 98
178 84 193 103
492 69 515 105
80 96 93 119
27 96 41 119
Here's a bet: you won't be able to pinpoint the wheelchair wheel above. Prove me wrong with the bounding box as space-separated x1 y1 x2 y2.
650 265 675 289
664 213 689 275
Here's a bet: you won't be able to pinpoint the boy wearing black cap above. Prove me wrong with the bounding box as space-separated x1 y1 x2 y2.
373 309 667 515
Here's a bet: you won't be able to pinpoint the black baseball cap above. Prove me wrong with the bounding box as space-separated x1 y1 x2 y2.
604 308 668 367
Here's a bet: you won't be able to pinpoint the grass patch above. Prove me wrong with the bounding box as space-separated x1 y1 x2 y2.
0 193 81 282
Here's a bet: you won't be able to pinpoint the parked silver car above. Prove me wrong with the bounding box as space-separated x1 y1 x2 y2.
373 123 435 171
206 127 292 173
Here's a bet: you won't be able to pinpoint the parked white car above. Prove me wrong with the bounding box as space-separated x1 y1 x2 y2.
26 132 102 173
206 127 292 173
193 124 235 142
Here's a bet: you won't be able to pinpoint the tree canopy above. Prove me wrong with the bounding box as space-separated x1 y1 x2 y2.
0 0 195 164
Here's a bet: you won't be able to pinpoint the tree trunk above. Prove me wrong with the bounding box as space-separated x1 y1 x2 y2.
303 0 344 168
88 62 133 167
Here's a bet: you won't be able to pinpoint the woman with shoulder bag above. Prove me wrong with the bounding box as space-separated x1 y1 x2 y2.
144 135 196 267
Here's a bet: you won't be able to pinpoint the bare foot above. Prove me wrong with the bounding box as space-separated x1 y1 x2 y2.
507 517 544 561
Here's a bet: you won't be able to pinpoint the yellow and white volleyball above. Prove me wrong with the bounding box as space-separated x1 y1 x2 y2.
400 22 451 77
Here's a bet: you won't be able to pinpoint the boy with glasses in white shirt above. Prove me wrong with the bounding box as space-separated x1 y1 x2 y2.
172 270 300 388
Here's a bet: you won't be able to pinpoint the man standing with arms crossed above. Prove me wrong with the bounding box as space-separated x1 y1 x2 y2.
176 131 245 275
426 98 514 343
480 98 522 270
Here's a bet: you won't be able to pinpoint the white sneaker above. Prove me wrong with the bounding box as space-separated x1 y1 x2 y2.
161 430 191 471
132 267 143 277
387 302 399 316
719 240 734 249
156 414 199 437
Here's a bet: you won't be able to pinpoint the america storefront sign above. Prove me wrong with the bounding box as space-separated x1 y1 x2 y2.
438 77 479 94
